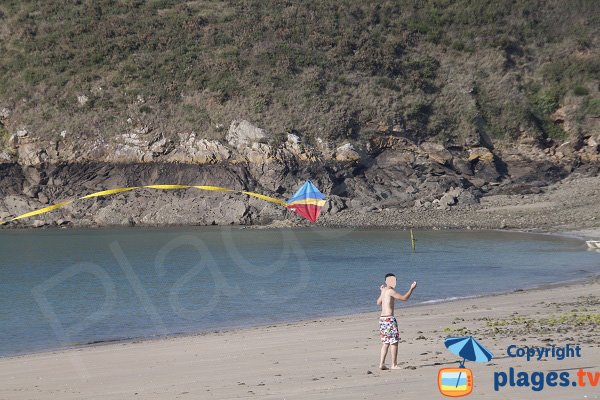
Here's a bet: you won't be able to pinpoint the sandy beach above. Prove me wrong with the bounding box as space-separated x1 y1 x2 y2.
1 2 599 400
0 274 598 399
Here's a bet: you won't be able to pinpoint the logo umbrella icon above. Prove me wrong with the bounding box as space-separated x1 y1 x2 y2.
439 336 494 397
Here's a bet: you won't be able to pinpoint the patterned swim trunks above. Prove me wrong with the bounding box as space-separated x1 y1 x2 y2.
379 316 399 344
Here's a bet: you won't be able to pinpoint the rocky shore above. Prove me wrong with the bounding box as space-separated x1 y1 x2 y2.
320 174 600 232
0 119 598 230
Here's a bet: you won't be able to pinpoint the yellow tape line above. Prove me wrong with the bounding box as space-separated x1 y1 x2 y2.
143 184 190 190
0 185 289 225
79 187 139 199
242 192 288 207
193 185 234 192
8 200 75 222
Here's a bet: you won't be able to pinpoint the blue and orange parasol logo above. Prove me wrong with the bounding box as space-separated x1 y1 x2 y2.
439 336 494 397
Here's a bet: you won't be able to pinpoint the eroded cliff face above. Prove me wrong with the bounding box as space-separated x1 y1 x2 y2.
0 120 598 228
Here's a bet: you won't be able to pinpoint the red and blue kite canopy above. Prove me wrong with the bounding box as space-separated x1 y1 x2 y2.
286 181 326 222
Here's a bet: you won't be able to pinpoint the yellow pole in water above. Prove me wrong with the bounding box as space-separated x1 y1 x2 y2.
410 229 416 252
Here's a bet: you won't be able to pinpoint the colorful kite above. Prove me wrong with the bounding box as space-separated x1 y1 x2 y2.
286 181 326 223
0 181 326 225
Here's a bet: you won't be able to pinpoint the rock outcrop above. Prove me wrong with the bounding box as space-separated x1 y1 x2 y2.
226 119 271 149
0 118 597 228
334 143 361 162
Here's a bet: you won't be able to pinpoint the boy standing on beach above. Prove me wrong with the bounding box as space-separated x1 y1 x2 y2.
376 273 417 370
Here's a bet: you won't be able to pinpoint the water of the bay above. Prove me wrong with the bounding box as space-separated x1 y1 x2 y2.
0 227 597 356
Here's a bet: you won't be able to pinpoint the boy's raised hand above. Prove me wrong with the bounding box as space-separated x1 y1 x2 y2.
410 281 417 290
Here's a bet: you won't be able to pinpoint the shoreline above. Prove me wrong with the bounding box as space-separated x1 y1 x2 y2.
0 270 598 399
2 217 600 239
3 266 598 361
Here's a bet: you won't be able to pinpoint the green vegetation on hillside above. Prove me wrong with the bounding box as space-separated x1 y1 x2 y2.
0 0 598 147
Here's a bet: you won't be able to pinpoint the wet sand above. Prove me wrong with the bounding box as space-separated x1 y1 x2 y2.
0 276 598 399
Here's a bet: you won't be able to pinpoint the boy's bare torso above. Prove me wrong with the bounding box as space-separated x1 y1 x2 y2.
378 281 417 316
380 287 396 316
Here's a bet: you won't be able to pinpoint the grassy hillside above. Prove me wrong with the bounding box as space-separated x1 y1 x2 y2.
0 0 598 150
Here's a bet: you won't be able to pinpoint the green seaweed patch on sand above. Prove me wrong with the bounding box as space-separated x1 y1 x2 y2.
442 326 473 335
541 313 600 326
441 296 599 342
477 312 600 340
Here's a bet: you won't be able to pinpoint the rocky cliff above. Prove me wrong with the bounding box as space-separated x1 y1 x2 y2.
0 119 597 228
